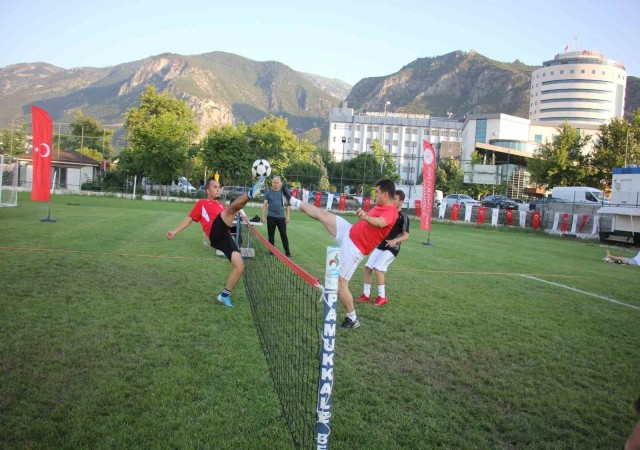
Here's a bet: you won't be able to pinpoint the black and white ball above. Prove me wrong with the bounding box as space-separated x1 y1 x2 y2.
251 159 271 178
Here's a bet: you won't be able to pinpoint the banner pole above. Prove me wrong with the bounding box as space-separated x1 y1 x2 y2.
41 170 56 222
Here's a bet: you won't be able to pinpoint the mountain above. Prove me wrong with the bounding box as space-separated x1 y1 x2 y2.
0 52 350 139
346 50 536 118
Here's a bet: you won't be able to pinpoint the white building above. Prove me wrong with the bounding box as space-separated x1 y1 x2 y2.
529 50 627 127
328 106 463 185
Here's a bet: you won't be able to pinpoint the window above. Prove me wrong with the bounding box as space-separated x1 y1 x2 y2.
366 125 372 131
592 70 596 74
404 140 411 147
392 140 398 146
550 71 554 75
332 137 336 142
432 129 440 136
355 125 361 131
443 130 449 137
581 69 585 74
354 138 360 144
394 127 399 133
425 129 430 135
570 69 574 74
412 128 417 134
384 139 390 145
560 70 564 74
374 126 379 132
385 126 391 132
348 124 352 130
366 138 371 144
347 138 351 143
534 134 542 143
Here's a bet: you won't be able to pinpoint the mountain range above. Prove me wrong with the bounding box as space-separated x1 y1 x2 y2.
1 50 638 146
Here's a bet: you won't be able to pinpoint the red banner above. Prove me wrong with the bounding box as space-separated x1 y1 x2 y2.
415 200 421 217
532 211 541 229
31 105 53 202
292 188 299 199
506 209 513 225
578 215 589 232
478 207 486 224
314 191 321 207
339 194 346 211
451 203 459 221
421 140 436 231
363 197 371 212
561 213 569 232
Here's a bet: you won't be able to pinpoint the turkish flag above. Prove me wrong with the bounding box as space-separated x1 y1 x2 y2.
292 188 299 199
478 207 486 224
31 105 53 202
451 203 459 221
314 192 321 207
532 211 541 229
561 213 569 232
506 209 513 225
363 197 371 212
339 194 346 211
421 140 437 231
578 215 589 232
415 200 421 217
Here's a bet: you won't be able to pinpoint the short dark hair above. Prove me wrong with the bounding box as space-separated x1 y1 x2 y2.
205 177 216 189
395 189 405 202
375 179 396 197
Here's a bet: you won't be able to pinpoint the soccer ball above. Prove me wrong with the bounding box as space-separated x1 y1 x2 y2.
251 159 271 178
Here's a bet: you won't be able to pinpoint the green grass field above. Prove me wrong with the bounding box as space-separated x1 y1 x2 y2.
1 193 639 449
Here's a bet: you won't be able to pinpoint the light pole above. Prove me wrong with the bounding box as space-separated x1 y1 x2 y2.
382 101 390 174
409 141 417 195
340 136 346 193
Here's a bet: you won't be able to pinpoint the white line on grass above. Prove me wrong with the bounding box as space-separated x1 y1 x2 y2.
520 274 640 312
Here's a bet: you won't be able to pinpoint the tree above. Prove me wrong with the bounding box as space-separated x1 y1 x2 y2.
66 111 114 158
247 116 306 176
591 112 640 190
200 123 253 185
0 124 27 155
436 157 464 194
123 85 199 187
528 122 592 189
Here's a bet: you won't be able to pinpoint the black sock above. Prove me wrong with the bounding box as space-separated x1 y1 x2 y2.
221 288 231 297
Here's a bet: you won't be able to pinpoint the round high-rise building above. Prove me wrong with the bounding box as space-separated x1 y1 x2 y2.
529 50 626 128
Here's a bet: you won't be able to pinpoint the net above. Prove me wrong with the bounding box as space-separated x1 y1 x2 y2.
240 217 326 449
0 154 19 207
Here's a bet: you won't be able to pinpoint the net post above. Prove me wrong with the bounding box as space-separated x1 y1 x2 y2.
315 246 339 449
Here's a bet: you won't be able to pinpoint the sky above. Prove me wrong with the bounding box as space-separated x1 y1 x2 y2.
1 0 639 85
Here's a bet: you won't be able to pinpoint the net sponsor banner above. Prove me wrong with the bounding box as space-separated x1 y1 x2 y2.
420 140 436 231
591 215 599 235
338 194 346 211
578 214 589 233
438 203 446 219
478 207 486 224
326 193 334 211
31 105 53 202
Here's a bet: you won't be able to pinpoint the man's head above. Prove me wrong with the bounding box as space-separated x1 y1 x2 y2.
271 176 282 190
204 177 221 200
374 179 396 206
394 189 405 210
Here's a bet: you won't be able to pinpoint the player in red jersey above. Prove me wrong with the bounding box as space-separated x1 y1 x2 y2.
167 176 265 307
282 179 397 329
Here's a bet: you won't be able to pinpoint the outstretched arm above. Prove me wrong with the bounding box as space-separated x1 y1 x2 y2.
167 216 194 240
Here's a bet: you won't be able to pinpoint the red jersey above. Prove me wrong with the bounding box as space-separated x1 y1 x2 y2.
349 204 398 255
189 199 225 236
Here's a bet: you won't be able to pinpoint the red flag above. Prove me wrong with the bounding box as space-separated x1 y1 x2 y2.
451 203 459 221
415 200 421 217
292 188 299 199
561 213 569 232
578 215 589 232
506 209 513 225
314 191 321 207
478 207 486 225
339 194 346 212
564 44 569 52
31 105 53 202
532 211 541 229
363 197 371 212
420 140 436 231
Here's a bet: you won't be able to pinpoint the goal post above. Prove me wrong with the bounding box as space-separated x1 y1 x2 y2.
0 154 19 207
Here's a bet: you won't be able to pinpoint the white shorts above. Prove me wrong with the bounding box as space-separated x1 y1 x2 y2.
335 216 364 281
365 247 396 273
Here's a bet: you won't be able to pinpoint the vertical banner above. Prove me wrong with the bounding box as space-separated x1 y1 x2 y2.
363 197 371 212
420 140 436 231
570 213 579 234
292 188 299 199
477 207 486 224
464 205 472 222
326 193 334 211
491 208 499 226
578 215 589 232
316 246 338 449
551 213 560 232
339 194 346 212
31 105 53 202
561 213 569 233
532 211 541 229
451 203 459 221
302 189 310 203
415 200 422 217
315 192 321 207
506 209 513 226
591 215 600 235
519 210 527 228
438 203 447 219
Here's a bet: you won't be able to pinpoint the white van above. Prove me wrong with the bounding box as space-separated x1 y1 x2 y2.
551 186 608 204
170 177 196 194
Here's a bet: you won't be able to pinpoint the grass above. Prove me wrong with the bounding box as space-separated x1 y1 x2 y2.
1 193 639 449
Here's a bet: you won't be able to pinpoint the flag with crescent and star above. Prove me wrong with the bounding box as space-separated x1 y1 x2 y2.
31 105 53 202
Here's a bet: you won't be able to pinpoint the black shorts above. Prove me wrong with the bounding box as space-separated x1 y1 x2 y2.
209 215 239 261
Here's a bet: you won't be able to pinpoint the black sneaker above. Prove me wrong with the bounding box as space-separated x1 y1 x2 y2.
281 183 293 203
340 317 360 329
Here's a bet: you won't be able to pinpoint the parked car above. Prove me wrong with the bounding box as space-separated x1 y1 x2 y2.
442 194 480 207
481 195 518 210
169 177 196 195
224 186 251 201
